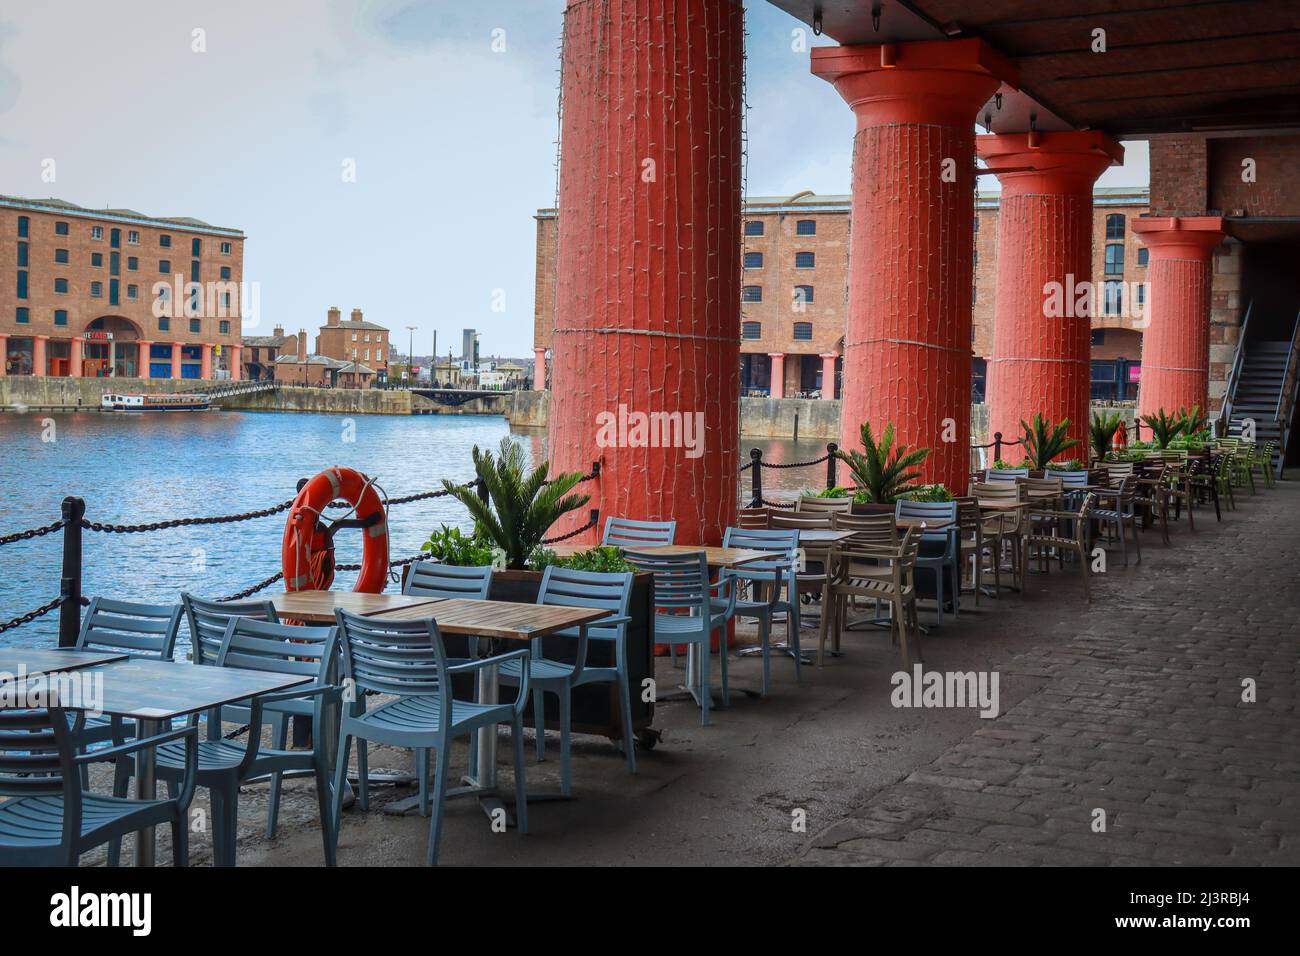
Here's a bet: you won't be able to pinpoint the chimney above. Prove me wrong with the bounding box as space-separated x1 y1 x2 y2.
350 308 363 324
327 306 341 327
272 324 284 338
297 329 307 361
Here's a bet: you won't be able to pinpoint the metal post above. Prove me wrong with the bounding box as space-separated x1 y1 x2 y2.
826 442 838 489
749 448 763 508
993 431 1003 463
59 496 84 648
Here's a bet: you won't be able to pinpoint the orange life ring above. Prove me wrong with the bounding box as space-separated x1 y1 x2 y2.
282 466 389 594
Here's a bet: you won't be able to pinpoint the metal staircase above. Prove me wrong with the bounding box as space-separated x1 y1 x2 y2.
1221 306 1300 479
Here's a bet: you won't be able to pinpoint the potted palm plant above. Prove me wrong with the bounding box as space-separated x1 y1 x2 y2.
1089 410 1123 463
1140 407 1185 450
834 421 930 513
1020 413 1080 472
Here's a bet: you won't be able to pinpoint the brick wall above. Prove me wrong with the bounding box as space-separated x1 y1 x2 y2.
1209 134 1300 218
1149 138 1208 216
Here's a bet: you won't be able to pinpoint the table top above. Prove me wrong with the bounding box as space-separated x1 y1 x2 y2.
370 597 613 639
548 543 772 569
977 500 1029 511
792 529 857 544
270 590 442 624
895 516 955 531
0 648 128 684
36 659 311 720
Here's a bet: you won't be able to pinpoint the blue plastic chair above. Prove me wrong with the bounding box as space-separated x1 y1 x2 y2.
602 517 677 548
331 609 530 865
624 550 736 725
985 468 1029 483
721 527 800 696
111 618 341 867
0 707 198 867
498 567 634 795
895 500 960 627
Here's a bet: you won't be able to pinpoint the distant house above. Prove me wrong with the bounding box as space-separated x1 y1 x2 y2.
241 325 297 381
315 306 389 383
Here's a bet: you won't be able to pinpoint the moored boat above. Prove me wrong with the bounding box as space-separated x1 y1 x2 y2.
100 392 211 412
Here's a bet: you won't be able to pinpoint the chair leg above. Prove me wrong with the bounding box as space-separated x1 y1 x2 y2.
717 629 730 708
934 565 945 628
266 714 287 838
331 733 353 833
698 641 711 726
511 719 529 835
816 594 829 667
171 815 189 867
314 760 337 867
617 673 637 775
558 688 572 798
425 745 451 866
788 606 802 683
210 785 239 867
1078 544 1090 601
417 749 431 817
532 688 547 761
107 756 132 866
356 739 370 811
758 615 771 697
669 644 679 669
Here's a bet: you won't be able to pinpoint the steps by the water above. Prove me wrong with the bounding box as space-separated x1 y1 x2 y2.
1226 337 1295 477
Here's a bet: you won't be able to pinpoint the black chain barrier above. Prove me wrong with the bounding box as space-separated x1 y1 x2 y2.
0 519 66 549
542 511 599 544
756 453 831 469
0 595 65 635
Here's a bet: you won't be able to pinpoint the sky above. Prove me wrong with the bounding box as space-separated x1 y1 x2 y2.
0 0 1148 358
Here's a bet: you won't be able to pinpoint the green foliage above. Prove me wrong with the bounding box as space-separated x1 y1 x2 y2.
1020 413 1081 470
1059 459 1086 472
1177 404 1208 436
815 486 852 498
904 484 954 502
419 524 498 567
1140 407 1186 449
529 545 636 573
835 421 930 504
443 437 590 570
1089 410 1123 461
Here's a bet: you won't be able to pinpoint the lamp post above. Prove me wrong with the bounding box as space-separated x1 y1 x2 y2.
406 325 416 386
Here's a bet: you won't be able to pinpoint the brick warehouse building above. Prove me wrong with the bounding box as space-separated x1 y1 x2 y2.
314 306 389 381
0 195 245 379
534 187 1149 402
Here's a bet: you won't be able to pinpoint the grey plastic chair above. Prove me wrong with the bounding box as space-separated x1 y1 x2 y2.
602 517 677 548
331 609 530 865
721 527 800 696
895 500 960 626
986 468 1029 483
0 707 198 867
624 550 736 725
111 618 341 867
498 566 634 795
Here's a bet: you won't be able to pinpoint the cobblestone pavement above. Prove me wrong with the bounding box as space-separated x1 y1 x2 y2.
795 480 1300 866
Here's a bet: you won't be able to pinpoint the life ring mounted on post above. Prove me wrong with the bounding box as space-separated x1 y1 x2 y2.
282 466 390 593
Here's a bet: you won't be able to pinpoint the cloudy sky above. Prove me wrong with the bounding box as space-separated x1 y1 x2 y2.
0 0 1147 357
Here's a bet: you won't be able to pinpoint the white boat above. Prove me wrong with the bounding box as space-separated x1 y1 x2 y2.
100 392 211 412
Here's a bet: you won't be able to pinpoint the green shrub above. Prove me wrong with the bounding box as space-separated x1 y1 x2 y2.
836 421 930 504
905 484 954 502
528 545 636 573
420 524 498 567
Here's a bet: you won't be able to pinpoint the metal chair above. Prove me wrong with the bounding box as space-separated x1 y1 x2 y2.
498 567 634 795
332 610 530 865
1022 492 1097 601
602 517 677 548
1091 476 1141 566
796 496 852 515
0 708 198 867
820 528 922 667
986 467 1029 483
111 618 341 867
721 527 800 695
894 500 959 626
736 507 770 529
968 481 1023 593
625 550 736 725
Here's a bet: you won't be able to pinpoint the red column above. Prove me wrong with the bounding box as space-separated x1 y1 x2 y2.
0 334 8 376
32 335 48 377
68 337 83 378
137 340 152 379
813 40 1016 491
230 345 242 381
1131 216 1225 418
978 132 1122 451
820 352 838 399
548 0 743 545
768 353 785 399
200 344 213 380
534 347 547 390
171 342 182 380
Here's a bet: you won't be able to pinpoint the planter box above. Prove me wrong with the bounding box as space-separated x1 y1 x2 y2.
850 501 895 515
487 569 656 746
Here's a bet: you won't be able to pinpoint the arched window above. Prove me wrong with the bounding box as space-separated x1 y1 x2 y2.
793 322 813 341
1105 213 1125 241
743 251 763 269
744 220 764 236
793 285 814 305
742 285 762 303
796 219 816 236
794 251 815 269
742 321 761 340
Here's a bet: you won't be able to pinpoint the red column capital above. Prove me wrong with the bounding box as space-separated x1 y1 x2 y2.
1131 216 1225 261
977 131 1123 198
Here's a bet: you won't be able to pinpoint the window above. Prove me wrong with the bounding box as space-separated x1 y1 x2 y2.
793 322 813 341
55 249 69 263
220 241 232 255
364 333 371 343
1136 283 1146 306
91 226 103 240
219 266 231 280
109 279 119 305
127 284 138 300
364 349 370 361
1091 330 1105 346
220 292 231 307
158 316 170 332
1103 280 1123 316
744 251 763 269
794 285 814 304
54 309 68 326
219 320 230 335
191 238 201 256
17 271 27 298
16 307 29 324
17 242 27 267
90 281 103 298
110 229 120 248
17 216 29 237
796 220 816 236
157 286 171 303
55 221 69 236
744 221 764 237
128 257 138 271
1104 244 1124 276
742 321 761 340
128 230 140 244
159 260 171 273
190 260 199 282
742 285 762 303
53 277 67 294
160 234 171 247
795 251 815 269
91 252 103 267
351 333 358 342
1105 213 1125 241
190 318 201 333
1137 247 1149 266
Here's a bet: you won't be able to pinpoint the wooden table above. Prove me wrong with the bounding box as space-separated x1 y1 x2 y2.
792 529 856 545
46 658 311 866
0 647 127 684
370 599 611 820
268 589 442 624
546 543 771 568
895 516 956 531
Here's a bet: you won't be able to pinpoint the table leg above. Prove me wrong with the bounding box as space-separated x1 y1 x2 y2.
134 717 159 867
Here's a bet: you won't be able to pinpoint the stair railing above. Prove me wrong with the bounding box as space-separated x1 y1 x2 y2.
1218 300 1252 436
1275 308 1300 478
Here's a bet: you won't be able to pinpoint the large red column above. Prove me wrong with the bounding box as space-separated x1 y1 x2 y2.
1132 216 1225 418
820 352 838 399
68 337 83 378
813 40 1016 491
978 132 1122 451
170 342 182 380
32 335 48 377
137 340 152 379
548 0 743 544
768 353 785 399
533 347 547 390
